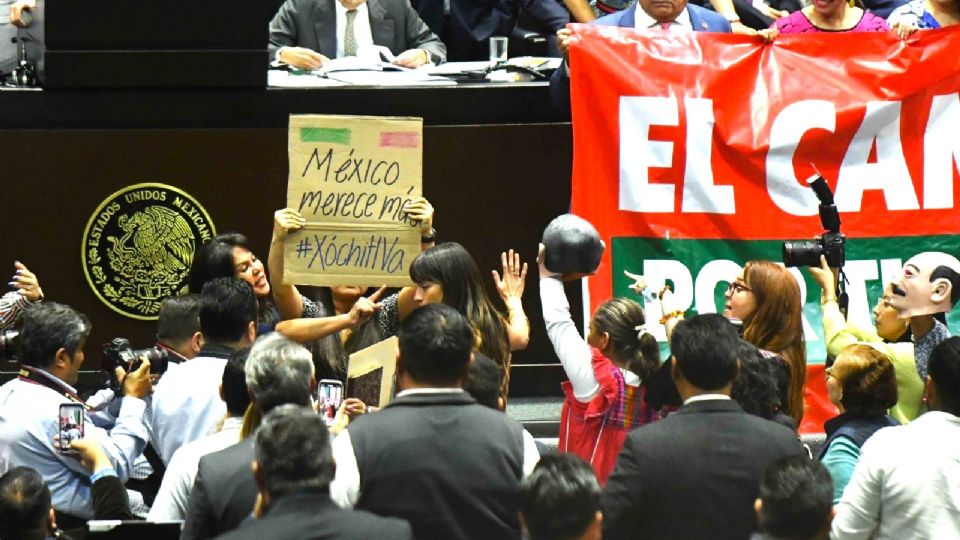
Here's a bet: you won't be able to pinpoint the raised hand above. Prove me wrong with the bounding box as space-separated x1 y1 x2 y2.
623 270 648 296
9 261 43 302
807 254 839 298
492 249 527 304
403 197 435 237
273 208 306 241
347 285 386 326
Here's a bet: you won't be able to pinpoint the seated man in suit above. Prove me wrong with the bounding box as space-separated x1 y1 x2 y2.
602 314 805 540
329 304 539 540
549 0 731 109
216 405 411 540
268 0 447 69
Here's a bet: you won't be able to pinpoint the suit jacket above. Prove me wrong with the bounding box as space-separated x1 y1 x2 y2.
181 438 258 540
347 392 526 540
549 4 732 109
410 0 516 61
214 492 412 540
269 0 447 63
602 399 805 540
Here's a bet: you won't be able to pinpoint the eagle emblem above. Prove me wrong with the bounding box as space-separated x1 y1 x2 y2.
82 184 216 320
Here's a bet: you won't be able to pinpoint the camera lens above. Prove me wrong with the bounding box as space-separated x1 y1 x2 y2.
782 240 824 268
0 330 20 361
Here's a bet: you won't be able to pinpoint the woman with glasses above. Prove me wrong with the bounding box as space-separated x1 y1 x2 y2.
722 260 806 426
808 255 927 423
821 344 899 503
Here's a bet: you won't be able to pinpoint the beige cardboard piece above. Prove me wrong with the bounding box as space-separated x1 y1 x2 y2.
346 336 398 409
284 115 423 287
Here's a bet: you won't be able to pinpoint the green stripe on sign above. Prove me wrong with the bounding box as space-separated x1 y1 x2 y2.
300 128 351 144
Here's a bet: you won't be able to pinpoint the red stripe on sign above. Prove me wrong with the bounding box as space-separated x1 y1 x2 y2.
379 131 420 149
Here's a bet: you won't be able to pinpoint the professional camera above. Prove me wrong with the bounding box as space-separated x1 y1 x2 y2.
0 330 19 361
101 338 171 377
782 175 845 268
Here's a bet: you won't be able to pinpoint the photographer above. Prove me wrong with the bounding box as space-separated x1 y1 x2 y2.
155 294 204 362
808 256 924 423
151 278 257 465
0 302 152 526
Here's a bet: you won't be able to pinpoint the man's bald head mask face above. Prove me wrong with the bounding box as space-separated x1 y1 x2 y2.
887 252 960 319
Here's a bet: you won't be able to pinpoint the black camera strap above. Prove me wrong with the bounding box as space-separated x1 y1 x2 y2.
18 366 91 410
838 268 850 320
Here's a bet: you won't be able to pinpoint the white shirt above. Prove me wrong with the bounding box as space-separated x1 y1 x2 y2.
0 371 148 518
329 388 540 508
633 6 693 31
335 2 374 59
832 411 960 540
149 354 228 465
147 416 243 521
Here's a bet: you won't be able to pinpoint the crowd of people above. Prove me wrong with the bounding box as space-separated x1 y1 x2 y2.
5 0 955 78
1 194 959 539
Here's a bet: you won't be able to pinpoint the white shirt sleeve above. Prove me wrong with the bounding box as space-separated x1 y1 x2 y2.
521 429 541 478
830 435 884 539
147 445 195 521
540 277 599 401
329 430 361 508
97 396 149 481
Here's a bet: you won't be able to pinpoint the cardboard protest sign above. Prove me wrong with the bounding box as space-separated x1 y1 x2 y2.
284 115 423 287
346 336 398 408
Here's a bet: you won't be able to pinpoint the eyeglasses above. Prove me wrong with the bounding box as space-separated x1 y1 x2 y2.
726 281 752 295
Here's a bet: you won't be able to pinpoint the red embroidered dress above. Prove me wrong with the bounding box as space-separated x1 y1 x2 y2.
559 348 660 484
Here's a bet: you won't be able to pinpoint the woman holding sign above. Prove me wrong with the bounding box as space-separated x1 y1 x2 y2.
269 199 530 401
189 232 282 332
265 201 433 379
187 225 384 376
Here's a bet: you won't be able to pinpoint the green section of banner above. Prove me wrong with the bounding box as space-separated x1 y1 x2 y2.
299 127 352 144
611 235 960 365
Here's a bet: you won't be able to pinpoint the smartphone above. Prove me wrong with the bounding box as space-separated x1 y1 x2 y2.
317 379 344 427
58 403 85 453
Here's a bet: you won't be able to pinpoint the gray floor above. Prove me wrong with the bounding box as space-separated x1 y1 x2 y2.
506 397 562 439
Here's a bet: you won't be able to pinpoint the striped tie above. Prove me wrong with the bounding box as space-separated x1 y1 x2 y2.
345 10 358 57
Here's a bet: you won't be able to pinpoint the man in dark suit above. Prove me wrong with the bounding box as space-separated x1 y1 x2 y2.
329 304 540 540
213 405 411 540
549 0 731 109
269 0 446 69
181 333 317 540
602 314 805 540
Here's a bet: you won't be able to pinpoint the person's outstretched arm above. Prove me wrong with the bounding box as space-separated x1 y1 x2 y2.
539 245 599 402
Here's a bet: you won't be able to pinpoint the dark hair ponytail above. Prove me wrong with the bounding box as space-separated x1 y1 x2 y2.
592 298 661 382
634 332 661 381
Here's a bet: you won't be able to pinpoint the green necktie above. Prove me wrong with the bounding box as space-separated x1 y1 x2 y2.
344 10 358 57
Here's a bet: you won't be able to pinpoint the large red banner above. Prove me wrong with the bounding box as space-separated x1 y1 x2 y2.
568 27 960 431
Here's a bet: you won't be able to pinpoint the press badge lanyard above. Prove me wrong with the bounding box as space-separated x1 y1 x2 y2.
18 366 90 410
